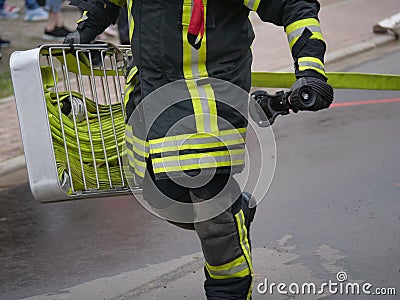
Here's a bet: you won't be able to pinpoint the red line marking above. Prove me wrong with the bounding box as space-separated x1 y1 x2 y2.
332 98 400 107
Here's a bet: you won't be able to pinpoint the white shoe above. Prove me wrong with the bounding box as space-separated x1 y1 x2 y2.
0 8 18 20
25 7 48 22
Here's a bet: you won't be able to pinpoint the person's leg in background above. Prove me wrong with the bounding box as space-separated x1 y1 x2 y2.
0 0 14 51
0 0 18 19
25 0 48 21
42 0 71 41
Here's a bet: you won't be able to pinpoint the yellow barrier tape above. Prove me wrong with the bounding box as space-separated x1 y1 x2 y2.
251 72 400 90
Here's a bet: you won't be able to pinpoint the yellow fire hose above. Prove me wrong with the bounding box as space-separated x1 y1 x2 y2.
42 63 400 194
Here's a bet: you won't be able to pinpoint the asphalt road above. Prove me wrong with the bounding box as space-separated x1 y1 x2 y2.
1 49 399 300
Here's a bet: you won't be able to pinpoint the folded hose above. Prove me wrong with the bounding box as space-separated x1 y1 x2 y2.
44 89 127 194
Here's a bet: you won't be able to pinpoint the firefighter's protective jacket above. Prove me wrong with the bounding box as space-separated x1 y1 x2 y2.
72 0 327 182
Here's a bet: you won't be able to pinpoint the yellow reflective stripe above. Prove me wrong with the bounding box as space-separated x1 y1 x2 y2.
126 132 147 178
182 1 193 79
299 66 326 76
127 66 138 83
127 0 134 42
198 4 208 77
243 0 261 11
206 255 250 279
285 18 324 50
126 147 146 178
235 210 253 300
188 80 205 132
124 83 135 106
150 139 245 155
126 125 149 147
126 148 146 168
77 11 88 24
125 125 149 158
182 0 192 78
127 158 145 178
182 2 204 131
150 128 247 145
285 18 320 35
182 0 218 133
126 140 148 158
310 31 324 42
206 255 247 272
124 67 138 106
298 56 326 76
204 83 218 132
299 56 324 66
134 168 145 178
153 160 244 173
152 149 245 173
149 129 246 154
153 148 245 163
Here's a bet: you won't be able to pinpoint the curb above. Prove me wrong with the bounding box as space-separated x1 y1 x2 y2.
325 34 397 64
276 33 397 72
0 155 26 177
0 95 15 104
0 33 397 179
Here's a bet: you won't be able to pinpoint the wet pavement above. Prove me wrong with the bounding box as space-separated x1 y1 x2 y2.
0 186 199 299
0 48 399 299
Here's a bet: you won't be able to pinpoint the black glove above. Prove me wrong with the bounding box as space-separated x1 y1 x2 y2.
64 26 97 45
289 77 334 111
64 0 121 46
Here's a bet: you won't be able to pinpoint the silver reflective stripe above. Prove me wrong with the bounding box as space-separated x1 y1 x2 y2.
287 25 321 44
197 85 212 132
127 150 146 175
207 261 249 277
246 0 257 10
126 128 149 157
153 152 244 169
191 44 200 78
298 60 325 73
150 132 246 151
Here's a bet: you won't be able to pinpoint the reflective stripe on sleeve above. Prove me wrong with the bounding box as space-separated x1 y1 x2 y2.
127 0 134 42
285 18 324 50
298 57 326 77
77 11 88 24
243 0 261 11
123 66 138 106
206 255 251 279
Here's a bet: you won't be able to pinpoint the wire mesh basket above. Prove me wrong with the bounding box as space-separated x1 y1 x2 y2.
10 44 140 202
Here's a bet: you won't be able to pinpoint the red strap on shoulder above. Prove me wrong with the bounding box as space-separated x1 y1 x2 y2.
187 0 205 50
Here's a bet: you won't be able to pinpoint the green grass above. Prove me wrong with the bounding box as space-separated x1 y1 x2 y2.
0 71 14 99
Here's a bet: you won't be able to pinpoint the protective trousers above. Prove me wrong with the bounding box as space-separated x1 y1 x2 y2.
142 171 254 299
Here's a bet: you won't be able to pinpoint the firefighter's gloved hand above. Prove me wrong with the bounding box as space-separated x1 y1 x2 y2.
63 27 97 45
289 77 334 111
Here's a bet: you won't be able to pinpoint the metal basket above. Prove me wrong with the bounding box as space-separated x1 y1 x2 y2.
10 44 140 202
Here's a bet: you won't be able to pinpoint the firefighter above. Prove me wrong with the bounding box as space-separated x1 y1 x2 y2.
65 0 333 298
